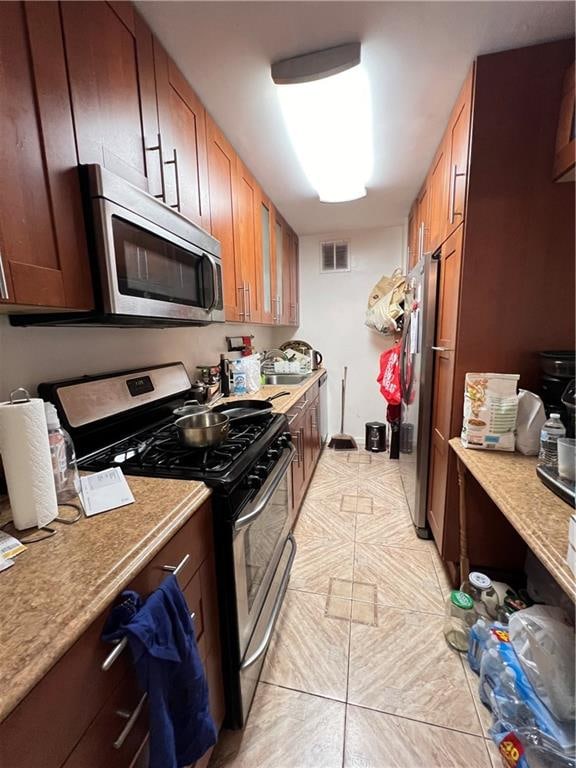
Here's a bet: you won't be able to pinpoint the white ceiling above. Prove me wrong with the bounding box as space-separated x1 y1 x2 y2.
137 1 574 235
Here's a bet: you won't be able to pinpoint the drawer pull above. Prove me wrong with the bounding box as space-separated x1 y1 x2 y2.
102 555 192 672
114 692 147 749
161 552 190 576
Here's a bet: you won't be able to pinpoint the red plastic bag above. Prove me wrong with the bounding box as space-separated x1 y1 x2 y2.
377 343 401 405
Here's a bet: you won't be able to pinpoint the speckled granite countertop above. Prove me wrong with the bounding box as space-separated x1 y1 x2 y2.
0 371 324 722
0 476 211 722
449 438 575 602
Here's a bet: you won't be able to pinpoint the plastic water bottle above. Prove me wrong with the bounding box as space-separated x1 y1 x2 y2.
538 413 566 470
45 402 81 504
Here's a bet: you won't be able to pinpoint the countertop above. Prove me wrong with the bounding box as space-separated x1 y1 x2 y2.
0 370 323 723
449 438 575 603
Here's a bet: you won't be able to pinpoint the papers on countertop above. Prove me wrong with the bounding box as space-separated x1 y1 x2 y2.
80 468 135 517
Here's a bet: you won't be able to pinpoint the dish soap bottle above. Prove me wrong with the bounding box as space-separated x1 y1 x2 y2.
44 402 80 504
538 413 566 470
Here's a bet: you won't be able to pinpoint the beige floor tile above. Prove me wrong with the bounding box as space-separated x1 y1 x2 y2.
486 738 505 768
305 474 359 499
210 684 345 768
430 545 455 599
351 600 378 626
348 607 482 734
354 542 445 613
329 577 353 599
355 507 432 550
356 479 410 513
463 657 494 737
290 537 354 596
356 495 374 514
295 497 356 542
344 705 491 768
261 590 350 700
340 494 358 513
351 581 377 603
325 594 353 621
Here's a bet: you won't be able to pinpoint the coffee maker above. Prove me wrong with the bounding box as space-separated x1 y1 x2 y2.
539 352 575 437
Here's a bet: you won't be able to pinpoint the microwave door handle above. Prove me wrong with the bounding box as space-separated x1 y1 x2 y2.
204 252 218 312
234 445 295 530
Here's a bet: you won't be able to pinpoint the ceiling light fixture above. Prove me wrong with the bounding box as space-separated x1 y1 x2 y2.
272 43 373 203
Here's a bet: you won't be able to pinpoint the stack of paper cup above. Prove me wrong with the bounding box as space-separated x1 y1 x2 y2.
0 390 58 530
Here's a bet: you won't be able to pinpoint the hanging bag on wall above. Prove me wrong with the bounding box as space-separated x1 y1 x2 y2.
377 342 402 405
365 268 407 334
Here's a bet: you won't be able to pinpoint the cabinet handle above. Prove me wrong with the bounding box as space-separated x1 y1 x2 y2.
0 248 8 300
449 163 466 223
113 691 147 749
431 346 453 352
161 552 191 576
146 133 166 203
238 285 246 319
164 147 181 211
245 283 252 320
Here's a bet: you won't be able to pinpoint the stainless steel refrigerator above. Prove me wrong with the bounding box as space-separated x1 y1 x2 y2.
398 253 439 538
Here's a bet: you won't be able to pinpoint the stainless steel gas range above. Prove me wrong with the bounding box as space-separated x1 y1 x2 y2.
39 362 296 729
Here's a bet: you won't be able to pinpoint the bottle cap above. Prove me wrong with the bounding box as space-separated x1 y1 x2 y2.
450 590 474 610
469 572 492 591
550 413 561 418
44 402 61 429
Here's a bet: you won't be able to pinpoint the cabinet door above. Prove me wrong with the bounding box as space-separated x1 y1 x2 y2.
154 41 210 229
258 190 276 324
427 139 449 253
233 160 262 322
285 227 300 326
553 61 575 181
206 116 242 321
417 182 430 260
0 2 93 309
272 207 285 324
426 226 463 552
445 71 473 239
407 200 419 270
288 412 306 518
60 2 161 195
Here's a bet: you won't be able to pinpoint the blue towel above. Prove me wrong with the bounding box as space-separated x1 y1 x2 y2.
102 574 217 768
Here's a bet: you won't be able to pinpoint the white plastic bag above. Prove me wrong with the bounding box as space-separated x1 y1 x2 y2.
516 390 547 455
509 605 575 721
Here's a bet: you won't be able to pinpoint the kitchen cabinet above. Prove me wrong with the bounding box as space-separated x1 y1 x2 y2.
421 41 574 575
0 500 224 768
60 2 161 196
289 409 307 516
258 190 276 324
288 382 322 522
444 71 473 240
426 226 462 550
407 200 419 270
272 207 286 324
427 139 449 254
153 41 211 229
233 160 262 323
0 2 93 310
553 61 575 181
206 116 243 322
283 226 300 326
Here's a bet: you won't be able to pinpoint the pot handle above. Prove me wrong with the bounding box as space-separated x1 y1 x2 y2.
266 391 291 402
315 351 323 365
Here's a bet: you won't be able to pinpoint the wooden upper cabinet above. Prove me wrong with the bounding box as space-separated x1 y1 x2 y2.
233 160 262 323
407 200 419 270
257 190 276 324
284 226 300 326
60 2 161 195
0 2 93 310
206 116 242 321
416 182 430 261
272 207 287 324
553 61 575 182
445 69 473 238
427 139 449 254
153 41 210 229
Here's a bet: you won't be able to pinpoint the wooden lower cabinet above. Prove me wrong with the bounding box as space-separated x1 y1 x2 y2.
289 384 322 523
0 500 224 768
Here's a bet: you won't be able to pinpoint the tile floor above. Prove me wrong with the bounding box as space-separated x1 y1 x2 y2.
210 448 501 768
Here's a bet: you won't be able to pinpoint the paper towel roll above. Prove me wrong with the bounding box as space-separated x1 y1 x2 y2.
0 396 58 530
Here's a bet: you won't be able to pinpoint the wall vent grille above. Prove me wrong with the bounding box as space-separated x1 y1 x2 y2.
320 240 350 272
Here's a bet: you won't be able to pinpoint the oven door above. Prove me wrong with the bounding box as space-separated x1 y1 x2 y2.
233 443 295 658
93 197 224 324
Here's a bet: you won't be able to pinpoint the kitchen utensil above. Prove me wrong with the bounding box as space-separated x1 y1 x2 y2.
172 401 210 419
279 340 312 355
539 352 575 379
175 412 230 449
328 367 357 450
211 392 290 424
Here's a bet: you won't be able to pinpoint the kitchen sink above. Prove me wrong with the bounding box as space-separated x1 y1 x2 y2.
262 374 311 386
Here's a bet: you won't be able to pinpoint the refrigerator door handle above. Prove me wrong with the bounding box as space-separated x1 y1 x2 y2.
431 346 453 352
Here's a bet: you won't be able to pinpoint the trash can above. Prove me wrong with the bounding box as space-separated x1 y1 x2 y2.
365 422 387 452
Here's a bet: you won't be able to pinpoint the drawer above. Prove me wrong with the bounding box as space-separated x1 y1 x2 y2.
61 674 148 768
0 500 213 768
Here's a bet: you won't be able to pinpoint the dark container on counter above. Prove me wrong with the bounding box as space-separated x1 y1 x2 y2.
365 422 387 452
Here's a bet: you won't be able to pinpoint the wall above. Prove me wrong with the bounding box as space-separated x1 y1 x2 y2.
273 225 405 440
0 318 275 400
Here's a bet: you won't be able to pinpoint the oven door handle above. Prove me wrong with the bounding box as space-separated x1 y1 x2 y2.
234 444 295 531
240 533 296 671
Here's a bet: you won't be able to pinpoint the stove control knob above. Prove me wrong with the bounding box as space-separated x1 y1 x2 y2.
254 464 268 478
267 448 281 460
246 474 263 489
281 432 292 444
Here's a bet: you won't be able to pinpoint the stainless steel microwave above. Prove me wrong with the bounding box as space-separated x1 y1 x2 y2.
11 165 224 327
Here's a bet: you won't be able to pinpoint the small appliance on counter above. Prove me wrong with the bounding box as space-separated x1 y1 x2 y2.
536 377 576 507
365 422 387 452
539 351 575 437
279 340 323 371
